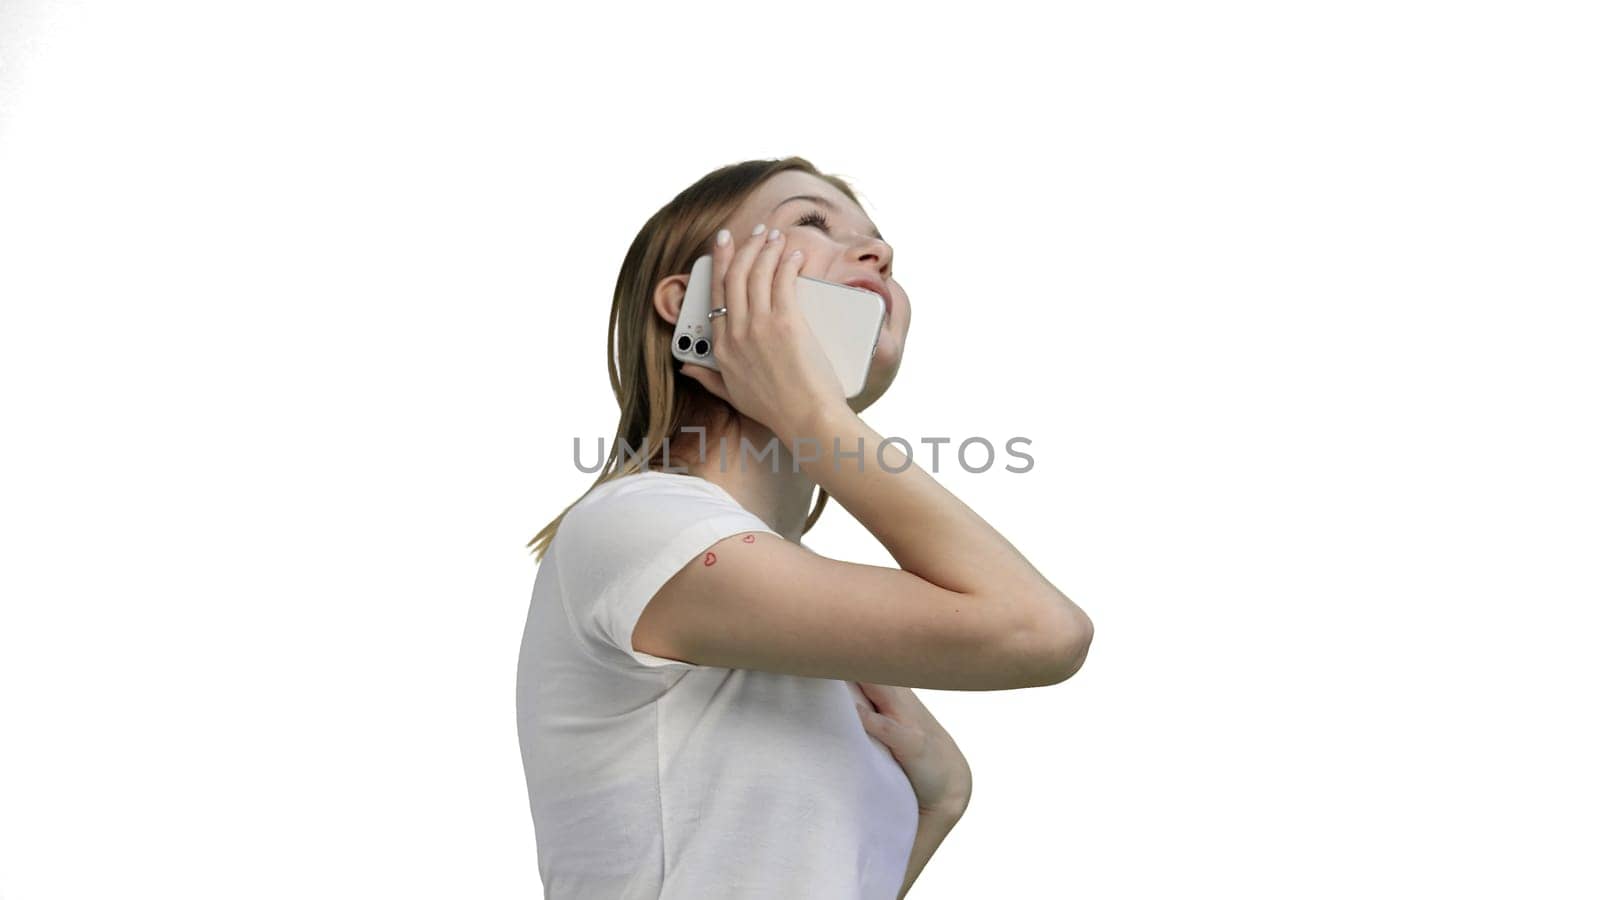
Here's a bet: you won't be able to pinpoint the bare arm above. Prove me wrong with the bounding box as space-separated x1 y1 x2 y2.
783 403 1093 680
899 805 963 898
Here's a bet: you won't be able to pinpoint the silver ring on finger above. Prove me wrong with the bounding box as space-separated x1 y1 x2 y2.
707 306 728 319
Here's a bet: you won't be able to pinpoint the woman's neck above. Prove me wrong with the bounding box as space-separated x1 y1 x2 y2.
665 414 817 543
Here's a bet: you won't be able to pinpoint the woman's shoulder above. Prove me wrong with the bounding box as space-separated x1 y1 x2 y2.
571 469 733 512
553 470 758 556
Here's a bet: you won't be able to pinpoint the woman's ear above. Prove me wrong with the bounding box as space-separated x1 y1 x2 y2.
652 274 689 328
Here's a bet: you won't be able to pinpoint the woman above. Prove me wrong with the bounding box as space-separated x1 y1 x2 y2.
517 157 1094 899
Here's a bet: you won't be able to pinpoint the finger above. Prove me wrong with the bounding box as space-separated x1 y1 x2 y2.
854 681 886 710
708 228 732 347
855 702 886 739
856 703 918 749
723 222 769 339
856 680 907 715
773 246 804 316
746 225 785 318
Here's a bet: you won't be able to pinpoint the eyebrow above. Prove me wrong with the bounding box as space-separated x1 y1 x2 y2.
773 194 884 242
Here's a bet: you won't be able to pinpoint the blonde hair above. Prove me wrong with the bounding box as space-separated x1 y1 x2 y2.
526 157 870 561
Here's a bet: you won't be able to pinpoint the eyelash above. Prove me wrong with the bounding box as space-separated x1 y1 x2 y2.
794 209 831 231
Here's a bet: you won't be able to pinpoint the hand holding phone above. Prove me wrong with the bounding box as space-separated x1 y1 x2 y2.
676 226 881 445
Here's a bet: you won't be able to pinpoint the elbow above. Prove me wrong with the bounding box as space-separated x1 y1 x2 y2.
1054 613 1094 682
1024 604 1094 687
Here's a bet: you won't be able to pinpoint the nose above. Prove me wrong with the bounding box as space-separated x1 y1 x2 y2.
850 235 894 279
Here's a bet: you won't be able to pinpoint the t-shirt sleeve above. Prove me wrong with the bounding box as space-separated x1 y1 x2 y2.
553 479 783 672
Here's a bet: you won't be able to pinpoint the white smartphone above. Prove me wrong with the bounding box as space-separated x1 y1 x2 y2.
671 254 886 399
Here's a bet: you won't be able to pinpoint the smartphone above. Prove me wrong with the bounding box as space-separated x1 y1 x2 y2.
671 254 886 399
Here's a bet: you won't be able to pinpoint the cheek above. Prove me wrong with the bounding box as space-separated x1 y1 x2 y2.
890 286 910 324
789 234 832 268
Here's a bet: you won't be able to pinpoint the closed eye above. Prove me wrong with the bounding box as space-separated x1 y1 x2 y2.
795 209 831 232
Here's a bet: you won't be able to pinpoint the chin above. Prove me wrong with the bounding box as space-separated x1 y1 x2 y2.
873 331 904 371
850 344 903 411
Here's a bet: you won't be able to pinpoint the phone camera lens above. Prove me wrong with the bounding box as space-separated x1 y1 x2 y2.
693 338 710 356
676 334 692 352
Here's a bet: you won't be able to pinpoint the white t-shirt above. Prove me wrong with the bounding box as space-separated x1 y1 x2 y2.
516 470 919 899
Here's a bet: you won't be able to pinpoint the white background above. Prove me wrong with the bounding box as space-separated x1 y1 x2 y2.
2 1 1596 897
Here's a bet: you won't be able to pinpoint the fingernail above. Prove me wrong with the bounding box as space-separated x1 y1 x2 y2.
767 228 782 242
752 223 766 236
716 229 730 246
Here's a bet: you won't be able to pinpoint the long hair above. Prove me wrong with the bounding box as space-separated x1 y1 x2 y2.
526 157 869 561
